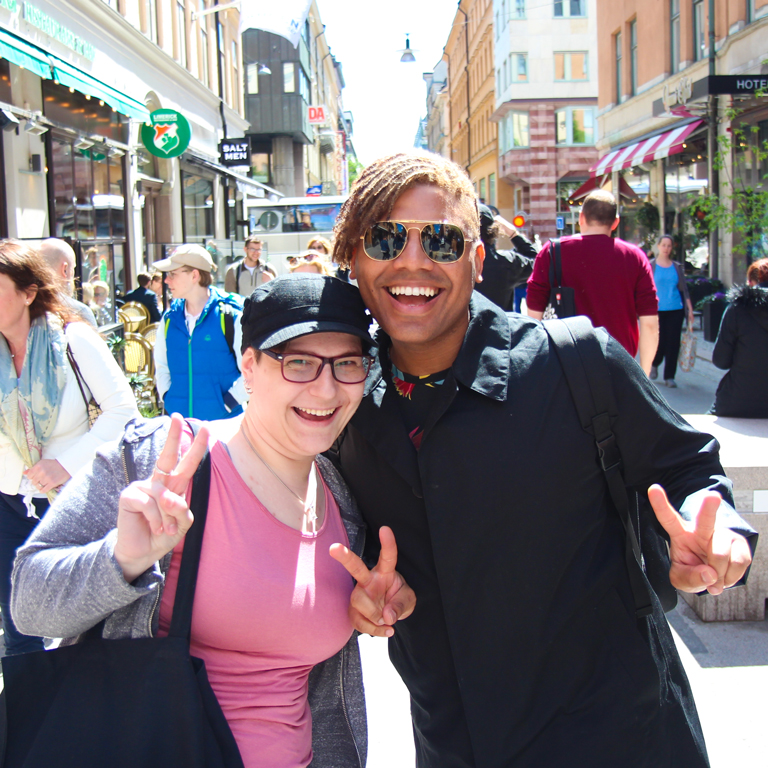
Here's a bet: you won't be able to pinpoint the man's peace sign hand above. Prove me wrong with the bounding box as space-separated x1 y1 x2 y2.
648 484 752 595
330 526 416 638
114 414 209 583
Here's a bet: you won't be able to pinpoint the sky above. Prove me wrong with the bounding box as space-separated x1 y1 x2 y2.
315 0 459 165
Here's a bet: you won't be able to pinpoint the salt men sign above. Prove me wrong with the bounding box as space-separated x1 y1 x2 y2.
219 138 251 167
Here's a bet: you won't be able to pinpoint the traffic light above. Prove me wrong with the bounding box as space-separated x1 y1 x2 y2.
512 212 526 228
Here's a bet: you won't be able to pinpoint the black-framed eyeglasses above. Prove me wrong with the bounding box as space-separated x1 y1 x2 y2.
262 349 374 384
361 221 467 263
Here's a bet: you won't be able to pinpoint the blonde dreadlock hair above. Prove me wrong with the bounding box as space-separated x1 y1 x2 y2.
333 152 480 268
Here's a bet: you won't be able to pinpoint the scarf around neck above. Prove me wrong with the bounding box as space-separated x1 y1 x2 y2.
0 314 68 486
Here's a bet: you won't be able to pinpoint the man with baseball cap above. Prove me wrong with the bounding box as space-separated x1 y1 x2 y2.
153 244 246 420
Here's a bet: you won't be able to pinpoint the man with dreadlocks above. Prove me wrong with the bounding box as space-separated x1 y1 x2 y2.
327 151 755 768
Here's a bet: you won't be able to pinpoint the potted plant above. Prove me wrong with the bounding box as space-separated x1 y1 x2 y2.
696 292 727 342
685 276 725 307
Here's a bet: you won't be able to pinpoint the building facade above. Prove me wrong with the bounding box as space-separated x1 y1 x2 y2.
422 59 450 158
242 0 351 198
0 0 274 307
596 0 768 283
493 0 599 240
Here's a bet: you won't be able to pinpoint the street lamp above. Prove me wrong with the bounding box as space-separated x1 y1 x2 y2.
399 34 416 63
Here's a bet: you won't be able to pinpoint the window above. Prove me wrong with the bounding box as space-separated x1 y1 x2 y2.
501 111 530 151
747 0 756 22
670 0 680 74
299 68 310 102
489 173 497 206
509 53 528 82
503 59 508 89
555 107 595 145
614 32 622 103
283 62 296 93
200 25 209 87
246 62 259 94
217 21 225 99
512 0 525 18
693 0 705 61
630 21 638 96
176 0 187 67
554 0 584 18
554 52 588 81
231 41 239 108
479 177 487 201
146 0 158 43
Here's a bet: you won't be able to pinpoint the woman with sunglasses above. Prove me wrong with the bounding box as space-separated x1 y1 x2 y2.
287 250 334 277
13 274 414 768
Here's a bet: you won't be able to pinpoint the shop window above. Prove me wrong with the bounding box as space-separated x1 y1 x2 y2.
670 0 680 74
693 0 705 61
556 107 595 145
554 0 584 17
554 52 588 81
182 172 214 243
43 80 127 143
0 59 11 104
283 62 296 93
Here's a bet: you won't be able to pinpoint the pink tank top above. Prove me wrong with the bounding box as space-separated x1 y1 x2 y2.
158 441 354 768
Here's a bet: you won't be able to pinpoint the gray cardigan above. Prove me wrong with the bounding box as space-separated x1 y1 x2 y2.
649 258 691 307
11 416 368 768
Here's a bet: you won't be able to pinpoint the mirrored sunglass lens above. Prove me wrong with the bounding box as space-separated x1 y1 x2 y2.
421 224 464 263
283 356 320 381
364 223 404 261
333 357 368 382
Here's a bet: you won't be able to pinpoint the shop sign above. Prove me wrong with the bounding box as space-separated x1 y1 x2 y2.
0 0 18 12
22 2 95 60
662 76 692 112
219 137 250 166
306 184 322 196
308 105 327 125
141 110 191 158
708 75 768 95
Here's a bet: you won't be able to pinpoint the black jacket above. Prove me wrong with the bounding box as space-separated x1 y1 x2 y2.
474 234 537 311
712 282 768 417
334 293 755 768
123 286 161 323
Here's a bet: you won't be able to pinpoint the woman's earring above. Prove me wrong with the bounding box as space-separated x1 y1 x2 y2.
244 381 253 395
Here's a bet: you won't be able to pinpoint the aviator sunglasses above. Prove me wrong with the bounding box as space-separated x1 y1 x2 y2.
361 221 466 264
287 253 323 266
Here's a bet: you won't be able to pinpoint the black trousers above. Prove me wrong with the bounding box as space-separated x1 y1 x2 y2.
0 492 49 655
653 309 685 380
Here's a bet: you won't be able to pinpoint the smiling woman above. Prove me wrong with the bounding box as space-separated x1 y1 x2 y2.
12 274 416 768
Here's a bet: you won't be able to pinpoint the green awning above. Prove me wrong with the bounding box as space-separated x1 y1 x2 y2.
0 28 52 80
51 57 150 121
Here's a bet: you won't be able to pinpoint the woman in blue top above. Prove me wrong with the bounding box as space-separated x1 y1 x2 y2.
649 235 694 387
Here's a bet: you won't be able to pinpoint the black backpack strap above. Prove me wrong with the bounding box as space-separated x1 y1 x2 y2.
548 238 562 289
544 317 653 618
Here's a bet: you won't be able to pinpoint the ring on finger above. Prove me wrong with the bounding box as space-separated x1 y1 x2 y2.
154 467 173 477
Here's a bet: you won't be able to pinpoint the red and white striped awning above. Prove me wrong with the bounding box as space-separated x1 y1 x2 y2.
589 120 704 178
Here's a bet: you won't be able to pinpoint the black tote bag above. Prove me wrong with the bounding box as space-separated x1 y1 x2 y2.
0 450 244 768
547 239 577 318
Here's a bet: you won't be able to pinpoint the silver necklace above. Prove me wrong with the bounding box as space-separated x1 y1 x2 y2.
240 421 318 530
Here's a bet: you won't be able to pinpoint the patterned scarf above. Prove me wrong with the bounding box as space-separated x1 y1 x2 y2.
0 314 68 504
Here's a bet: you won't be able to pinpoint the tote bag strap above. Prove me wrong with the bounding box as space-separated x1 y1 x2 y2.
167 440 212 641
548 239 563 289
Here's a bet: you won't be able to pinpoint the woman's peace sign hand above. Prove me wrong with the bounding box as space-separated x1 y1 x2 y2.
114 414 209 583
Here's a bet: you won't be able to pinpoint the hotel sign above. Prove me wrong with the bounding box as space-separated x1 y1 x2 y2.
22 2 95 60
707 75 768 95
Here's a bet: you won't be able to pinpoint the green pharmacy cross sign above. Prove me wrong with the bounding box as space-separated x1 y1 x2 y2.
141 110 191 158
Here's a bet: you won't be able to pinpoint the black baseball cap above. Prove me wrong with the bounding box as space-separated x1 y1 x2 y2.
241 274 376 351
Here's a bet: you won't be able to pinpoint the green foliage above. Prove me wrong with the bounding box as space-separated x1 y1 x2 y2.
687 97 768 261
348 157 364 185
635 201 661 234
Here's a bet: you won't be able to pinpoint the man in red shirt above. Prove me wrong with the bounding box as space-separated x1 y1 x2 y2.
526 190 659 374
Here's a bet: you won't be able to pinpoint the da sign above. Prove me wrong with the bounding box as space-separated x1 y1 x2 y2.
308 105 327 125
141 110 191 158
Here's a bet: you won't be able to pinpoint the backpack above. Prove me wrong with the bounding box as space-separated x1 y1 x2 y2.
543 316 677 615
547 239 577 318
